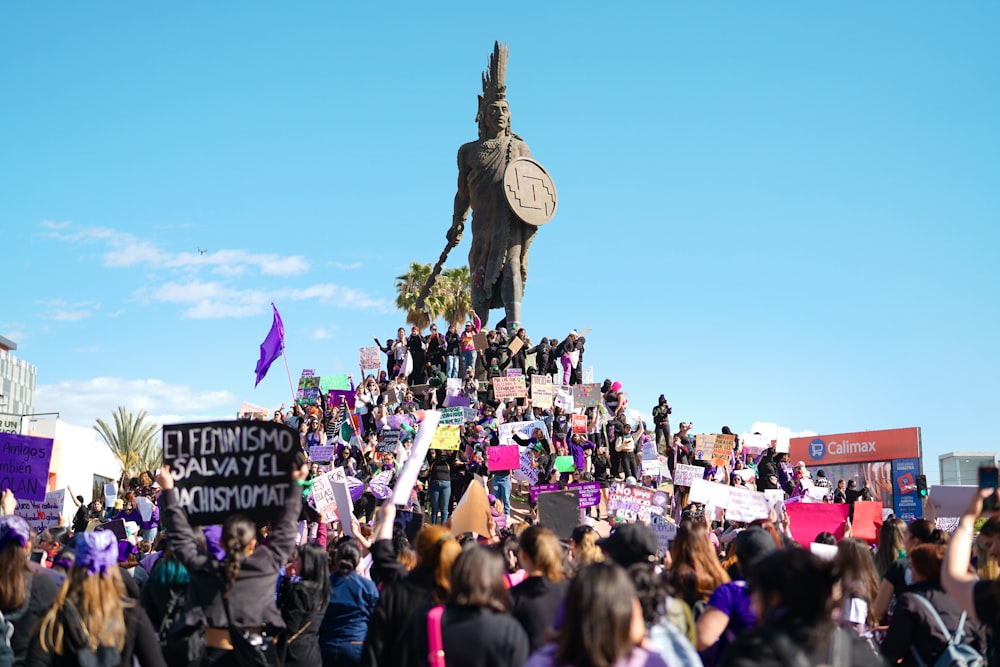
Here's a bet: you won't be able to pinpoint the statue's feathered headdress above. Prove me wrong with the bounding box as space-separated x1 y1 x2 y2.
477 41 509 135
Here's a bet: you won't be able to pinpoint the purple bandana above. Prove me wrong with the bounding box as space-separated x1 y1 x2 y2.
74 530 119 575
0 515 31 551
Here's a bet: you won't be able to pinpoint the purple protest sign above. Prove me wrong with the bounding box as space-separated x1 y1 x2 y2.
328 390 356 410
347 476 365 502
0 433 54 501
569 481 601 509
529 483 560 503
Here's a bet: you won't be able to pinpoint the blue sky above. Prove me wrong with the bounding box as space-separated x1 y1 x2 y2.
2 3 997 483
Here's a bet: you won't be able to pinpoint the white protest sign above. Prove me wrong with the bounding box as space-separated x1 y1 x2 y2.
741 433 770 455
498 419 548 446
650 515 678 554
764 489 786 509
104 483 117 508
641 459 661 477
673 464 702 488
553 387 574 412
331 467 355 537
689 478 732 507
810 542 839 561
391 410 441 505
311 471 339 520
135 496 154 523
725 486 770 523
733 468 756 484
14 489 65 535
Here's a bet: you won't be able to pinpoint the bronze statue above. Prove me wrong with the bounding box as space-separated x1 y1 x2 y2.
417 42 556 331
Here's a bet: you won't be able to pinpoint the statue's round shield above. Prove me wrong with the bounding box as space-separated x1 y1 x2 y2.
503 157 557 226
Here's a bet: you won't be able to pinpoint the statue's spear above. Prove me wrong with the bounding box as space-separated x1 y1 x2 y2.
415 225 462 310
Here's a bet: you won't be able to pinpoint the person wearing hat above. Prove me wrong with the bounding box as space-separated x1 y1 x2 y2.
696 526 779 665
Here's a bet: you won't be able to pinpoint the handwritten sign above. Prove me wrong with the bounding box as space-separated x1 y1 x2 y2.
15 489 65 534
492 376 527 400
641 459 661 477
376 429 400 454
571 415 588 435
693 434 714 463
517 448 539 485
505 368 523 377
498 419 549 445
330 467 356 536
311 470 339 520
162 420 299 525
673 464 702 488
608 483 666 521
0 432 55 501
439 407 465 425
572 384 601 408
650 515 677 553
320 374 352 392
359 346 381 370
309 445 336 462
568 481 601 509
725 486 770 523
531 376 553 408
553 387 574 412
712 434 735 466
487 445 519 471
430 424 461 450
529 483 560 503
689 478 732 507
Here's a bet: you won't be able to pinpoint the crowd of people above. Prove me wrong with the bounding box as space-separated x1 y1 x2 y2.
1 321 999 667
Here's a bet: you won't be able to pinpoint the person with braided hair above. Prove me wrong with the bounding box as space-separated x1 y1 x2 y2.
156 461 308 667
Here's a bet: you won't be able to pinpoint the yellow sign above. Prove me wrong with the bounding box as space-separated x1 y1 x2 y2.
430 424 461 450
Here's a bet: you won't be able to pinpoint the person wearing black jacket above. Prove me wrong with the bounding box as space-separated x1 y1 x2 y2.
444 324 461 379
756 449 780 492
280 542 330 667
526 338 550 377
156 462 307 665
651 395 672 457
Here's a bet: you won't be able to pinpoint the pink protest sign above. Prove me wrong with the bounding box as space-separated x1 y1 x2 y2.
784 502 850 545
487 445 520 471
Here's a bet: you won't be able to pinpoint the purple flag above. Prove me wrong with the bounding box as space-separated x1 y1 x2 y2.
254 304 284 387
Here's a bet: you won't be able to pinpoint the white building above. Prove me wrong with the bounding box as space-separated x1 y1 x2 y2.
0 336 37 433
25 417 121 520
939 451 999 486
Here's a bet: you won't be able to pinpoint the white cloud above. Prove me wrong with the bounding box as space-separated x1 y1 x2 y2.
35 377 240 430
41 221 309 277
329 261 363 270
135 280 389 319
37 299 101 322
312 328 333 340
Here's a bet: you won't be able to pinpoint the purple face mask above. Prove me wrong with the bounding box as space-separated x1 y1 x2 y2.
0 516 31 552
74 530 119 576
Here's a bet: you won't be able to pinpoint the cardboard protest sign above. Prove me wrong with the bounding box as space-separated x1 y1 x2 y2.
725 486 770 523
472 332 488 351
712 434 735 466
641 459 662 478
487 445 519 471
430 424 461 450
517 448 539 485
376 429 400 454
537 488 580 539
14 489 64 535
784 502 849 545
531 376 553 408
689 478 732 507
693 434 714 463
673 464 702 488
492 376 527 400
571 384 601 408
320 374 352 392
162 420 300 525
450 479 490 536
507 337 524 355
571 415 588 435
359 346 381 370
309 445 336 462
554 456 576 473
391 411 440 505
310 470 339 520
569 481 601 509
850 501 884 544
238 401 270 419
439 407 465 425
0 432 55 502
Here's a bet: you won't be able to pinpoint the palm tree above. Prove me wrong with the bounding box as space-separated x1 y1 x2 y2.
439 266 474 328
95 406 161 489
394 262 444 329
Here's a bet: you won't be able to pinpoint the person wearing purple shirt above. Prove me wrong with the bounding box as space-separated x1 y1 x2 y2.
569 433 594 474
696 527 777 667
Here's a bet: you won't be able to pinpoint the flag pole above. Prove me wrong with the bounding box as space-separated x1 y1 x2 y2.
282 344 296 406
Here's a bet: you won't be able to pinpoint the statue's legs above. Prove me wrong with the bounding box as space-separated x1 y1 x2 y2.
502 254 522 331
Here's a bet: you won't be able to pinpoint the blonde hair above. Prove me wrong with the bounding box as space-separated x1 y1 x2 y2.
39 567 132 654
519 526 566 583
570 527 604 572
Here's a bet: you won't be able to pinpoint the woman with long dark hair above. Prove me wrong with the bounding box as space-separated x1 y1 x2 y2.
0 509 59 667
526 562 664 667
871 517 948 623
156 462 307 667
27 530 164 666
668 523 730 617
833 538 880 633
318 539 376 667
279 542 330 667
409 545 529 667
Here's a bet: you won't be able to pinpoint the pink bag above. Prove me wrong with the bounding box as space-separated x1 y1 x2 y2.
427 605 446 667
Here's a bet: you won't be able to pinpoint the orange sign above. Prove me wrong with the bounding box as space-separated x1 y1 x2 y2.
789 427 920 466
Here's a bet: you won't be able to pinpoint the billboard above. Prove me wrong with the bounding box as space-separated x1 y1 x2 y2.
789 427 922 521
